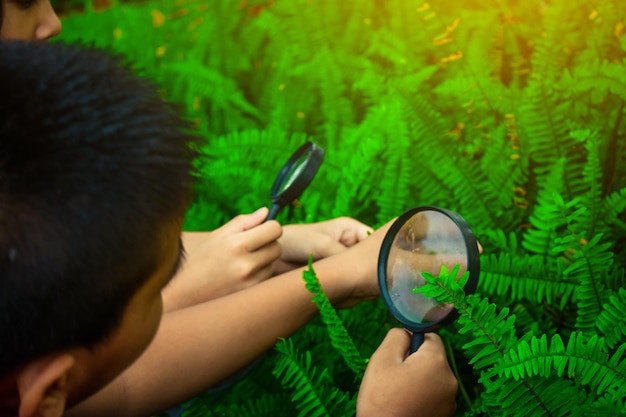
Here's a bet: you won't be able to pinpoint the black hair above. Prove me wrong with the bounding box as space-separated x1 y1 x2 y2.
0 40 198 375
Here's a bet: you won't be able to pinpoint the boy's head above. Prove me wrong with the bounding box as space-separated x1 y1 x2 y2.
0 40 197 416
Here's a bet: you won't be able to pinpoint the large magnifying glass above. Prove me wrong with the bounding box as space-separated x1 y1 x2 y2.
265 141 324 221
378 206 480 353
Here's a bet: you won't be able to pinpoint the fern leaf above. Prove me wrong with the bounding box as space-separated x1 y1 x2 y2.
548 194 615 332
497 332 626 401
369 100 413 224
303 260 367 377
603 187 626 232
596 288 626 349
480 252 578 308
197 392 294 417
273 339 353 417
415 267 518 370
522 160 567 256
577 130 606 236
581 392 626 416
181 396 217 417
481 373 585 417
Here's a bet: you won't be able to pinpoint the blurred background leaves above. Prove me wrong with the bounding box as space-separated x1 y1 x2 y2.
53 1 626 415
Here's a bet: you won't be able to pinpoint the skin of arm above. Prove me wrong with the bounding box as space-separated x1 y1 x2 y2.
66 220 393 417
163 212 373 312
274 216 374 273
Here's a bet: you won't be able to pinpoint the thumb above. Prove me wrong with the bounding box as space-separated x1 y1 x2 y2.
224 207 269 232
370 328 411 366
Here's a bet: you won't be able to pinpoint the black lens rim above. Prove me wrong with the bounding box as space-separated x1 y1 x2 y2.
271 141 325 207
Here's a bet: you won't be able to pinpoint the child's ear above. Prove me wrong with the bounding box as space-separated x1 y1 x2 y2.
16 354 75 417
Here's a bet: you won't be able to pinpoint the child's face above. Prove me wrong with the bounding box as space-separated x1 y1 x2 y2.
0 222 184 414
64 225 185 407
0 0 62 40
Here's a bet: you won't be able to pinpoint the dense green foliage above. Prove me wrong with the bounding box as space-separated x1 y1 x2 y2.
56 0 626 415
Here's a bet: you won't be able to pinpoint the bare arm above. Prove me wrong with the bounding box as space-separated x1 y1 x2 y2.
66 220 391 417
164 213 373 311
275 216 373 273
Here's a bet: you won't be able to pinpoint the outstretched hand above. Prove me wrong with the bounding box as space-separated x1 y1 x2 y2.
274 217 374 274
162 207 282 312
357 329 458 417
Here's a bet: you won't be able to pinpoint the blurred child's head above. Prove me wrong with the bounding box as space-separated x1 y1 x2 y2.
0 40 197 416
0 0 62 40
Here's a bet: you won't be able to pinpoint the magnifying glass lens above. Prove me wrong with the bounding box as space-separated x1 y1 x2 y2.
384 210 470 325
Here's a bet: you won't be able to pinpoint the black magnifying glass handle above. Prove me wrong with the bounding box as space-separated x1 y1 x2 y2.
266 204 281 222
411 332 425 353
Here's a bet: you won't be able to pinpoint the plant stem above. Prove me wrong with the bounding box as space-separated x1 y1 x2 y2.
445 337 473 410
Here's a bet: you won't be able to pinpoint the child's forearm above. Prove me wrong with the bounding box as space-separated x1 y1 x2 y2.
65 227 384 417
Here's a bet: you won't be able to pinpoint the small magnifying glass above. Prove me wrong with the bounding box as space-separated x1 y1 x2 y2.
207 142 323 392
265 141 325 221
378 206 480 352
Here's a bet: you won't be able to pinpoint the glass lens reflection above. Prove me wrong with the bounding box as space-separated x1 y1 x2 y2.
278 151 311 194
386 210 468 325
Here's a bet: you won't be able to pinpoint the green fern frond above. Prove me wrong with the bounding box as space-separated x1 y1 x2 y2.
479 228 523 255
415 267 583 416
496 333 564 380
596 288 626 349
576 130 607 236
603 187 626 232
161 60 263 134
459 295 518 370
603 264 626 293
481 374 586 417
202 392 295 417
508 301 564 340
368 100 414 223
582 392 626 416
413 264 470 303
522 160 567 256
572 0 626 64
322 129 385 220
415 266 518 370
563 59 626 104
480 252 577 308
518 79 574 193
273 339 354 417
518 5 597 199
553 227 614 281
181 397 216 417
308 47 357 147
571 275 611 334
496 332 626 401
548 193 615 332
302 260 367 377
479 119 528 218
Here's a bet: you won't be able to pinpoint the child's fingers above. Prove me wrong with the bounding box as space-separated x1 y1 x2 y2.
224 207 270 233
369 328 411 366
